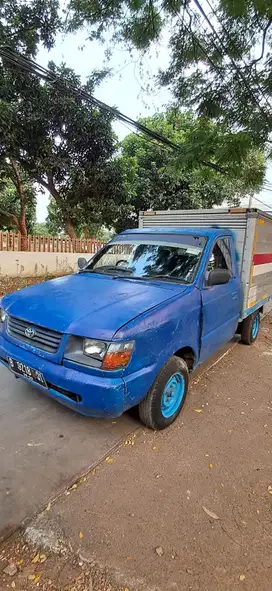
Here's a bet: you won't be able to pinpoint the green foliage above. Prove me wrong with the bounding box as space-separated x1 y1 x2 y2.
114 111 265 232
0 0 60 55
68 0 272 147
32 222 52 236
46 198 114 240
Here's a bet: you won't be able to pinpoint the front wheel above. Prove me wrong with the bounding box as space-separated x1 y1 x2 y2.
240 311 260 345
138 356 189 430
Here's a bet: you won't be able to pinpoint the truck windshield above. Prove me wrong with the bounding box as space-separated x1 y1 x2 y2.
82 234 207 284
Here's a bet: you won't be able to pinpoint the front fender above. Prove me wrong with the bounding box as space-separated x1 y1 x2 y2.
115 286 201 409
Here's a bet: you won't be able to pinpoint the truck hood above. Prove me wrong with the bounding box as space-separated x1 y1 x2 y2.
2 273 188 340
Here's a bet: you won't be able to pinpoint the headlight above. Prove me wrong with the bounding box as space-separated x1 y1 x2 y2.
0 307 6 324
64 337 134 370
83 339 107 360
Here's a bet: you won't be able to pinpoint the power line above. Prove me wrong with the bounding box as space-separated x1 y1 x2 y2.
253 195 272 209
0 46 226 174
192 0 271 130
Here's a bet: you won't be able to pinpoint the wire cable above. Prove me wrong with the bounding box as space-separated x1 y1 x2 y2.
0 46 227 174
192 0 271 129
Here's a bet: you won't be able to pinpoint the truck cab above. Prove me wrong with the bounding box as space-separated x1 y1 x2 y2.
0 225 260 430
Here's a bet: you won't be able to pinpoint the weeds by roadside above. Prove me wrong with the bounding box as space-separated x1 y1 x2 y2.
0 276 65 298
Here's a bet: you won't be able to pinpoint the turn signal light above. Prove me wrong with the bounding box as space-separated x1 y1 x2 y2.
102 342 134 370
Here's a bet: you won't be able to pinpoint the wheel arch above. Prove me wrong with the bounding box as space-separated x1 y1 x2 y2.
173 346 196 371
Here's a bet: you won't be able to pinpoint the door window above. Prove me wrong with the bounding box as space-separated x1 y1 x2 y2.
206 238 233 283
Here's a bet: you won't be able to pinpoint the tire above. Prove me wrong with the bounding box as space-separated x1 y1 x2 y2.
138 356 189 430
240 311 260 345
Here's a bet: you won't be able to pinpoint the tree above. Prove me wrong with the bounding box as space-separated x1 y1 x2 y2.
32 222 52 236
114 111 265 232
0 0 60 238
0 61 126 238
68 0 272 151
0 0 60 55
46 198 114 240
0 175 36 234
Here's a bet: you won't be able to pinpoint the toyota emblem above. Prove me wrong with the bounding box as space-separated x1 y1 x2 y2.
25 327 35 339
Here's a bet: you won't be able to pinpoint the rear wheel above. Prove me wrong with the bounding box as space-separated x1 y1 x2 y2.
240 311 260 345
138 356 189 430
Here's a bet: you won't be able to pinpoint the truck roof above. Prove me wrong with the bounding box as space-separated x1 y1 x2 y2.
121 227 232 238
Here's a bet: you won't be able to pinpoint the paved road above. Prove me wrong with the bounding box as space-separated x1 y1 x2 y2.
0 365 137 541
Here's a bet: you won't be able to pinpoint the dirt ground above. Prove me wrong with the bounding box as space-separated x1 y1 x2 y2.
0 315 272 591
0 276 62 298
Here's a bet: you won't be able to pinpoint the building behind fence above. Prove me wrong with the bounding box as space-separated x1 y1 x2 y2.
0 231 105 254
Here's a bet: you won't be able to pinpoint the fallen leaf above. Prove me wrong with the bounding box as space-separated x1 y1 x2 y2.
39 553 48 563
17 560 23 566
32 553 40 564
124 588 129 591
220 483 224 488
155 546 164 556
152 446 156 451
209 463 213 469
79 531 84 539
239 574 245 581
46 502 51 511
112 421 116 424
81 476 87 483
28 575 36 581
127 556 132 560
194 409 202 413
256 509 260 514
11 582 15 589
71 483 78 490
268 485 272 495
34 573 41 584
202 506 219 520
105 456 113 463
90 469 96 475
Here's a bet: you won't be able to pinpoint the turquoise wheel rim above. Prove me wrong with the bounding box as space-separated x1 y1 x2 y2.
252 314 259 339
161 372 185 419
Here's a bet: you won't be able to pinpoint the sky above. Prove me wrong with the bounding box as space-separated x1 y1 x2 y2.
36 27 272 222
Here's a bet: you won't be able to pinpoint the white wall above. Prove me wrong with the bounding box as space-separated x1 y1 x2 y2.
0 252 91 277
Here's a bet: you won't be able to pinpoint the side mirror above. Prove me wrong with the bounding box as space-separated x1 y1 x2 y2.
77 257 87 270
207 268 230 286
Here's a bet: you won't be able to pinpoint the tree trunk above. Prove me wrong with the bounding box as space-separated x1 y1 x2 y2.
35 172 78 240
10 158 28 250
65 217 77 240
0 210 19 230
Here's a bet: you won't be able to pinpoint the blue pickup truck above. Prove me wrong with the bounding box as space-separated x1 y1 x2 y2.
1 211 270 430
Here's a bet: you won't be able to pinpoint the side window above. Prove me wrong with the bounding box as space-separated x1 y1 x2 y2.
206 238 233 282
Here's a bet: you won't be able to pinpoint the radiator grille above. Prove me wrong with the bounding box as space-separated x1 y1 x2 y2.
7 316 62 353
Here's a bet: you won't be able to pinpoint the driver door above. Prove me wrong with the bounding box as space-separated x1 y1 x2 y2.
200 237 241 362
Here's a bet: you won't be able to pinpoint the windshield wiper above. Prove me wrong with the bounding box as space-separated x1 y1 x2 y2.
112 274 189 283
144 275 190 283
80 266 132 275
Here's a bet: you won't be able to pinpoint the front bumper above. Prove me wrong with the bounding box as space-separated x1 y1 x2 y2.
0 334 125 418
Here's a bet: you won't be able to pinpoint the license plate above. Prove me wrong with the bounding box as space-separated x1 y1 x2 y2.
7 357 47 388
